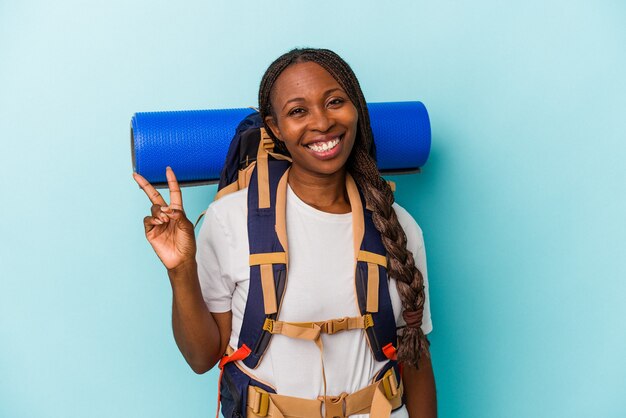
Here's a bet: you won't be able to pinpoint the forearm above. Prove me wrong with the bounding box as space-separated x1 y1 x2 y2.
403 352 437 418
169 259 221 374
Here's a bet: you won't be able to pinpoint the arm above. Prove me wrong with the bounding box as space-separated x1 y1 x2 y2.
403 352 437 418
169 259 231 374
133 168 230 374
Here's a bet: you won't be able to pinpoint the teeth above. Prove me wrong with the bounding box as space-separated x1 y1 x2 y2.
308 137 340 152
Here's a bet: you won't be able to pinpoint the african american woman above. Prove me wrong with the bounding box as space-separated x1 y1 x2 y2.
134 48 436 418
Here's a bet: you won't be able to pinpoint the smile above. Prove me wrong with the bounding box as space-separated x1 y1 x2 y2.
305 134 343 153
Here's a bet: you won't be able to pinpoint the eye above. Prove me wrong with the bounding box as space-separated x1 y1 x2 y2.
287 107 306 117
328 97 345 107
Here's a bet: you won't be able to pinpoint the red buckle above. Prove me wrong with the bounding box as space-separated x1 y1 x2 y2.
382 343 397 361
216 345 252 418
218 344 251 369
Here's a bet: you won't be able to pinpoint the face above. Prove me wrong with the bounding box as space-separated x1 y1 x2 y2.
264 61 358 179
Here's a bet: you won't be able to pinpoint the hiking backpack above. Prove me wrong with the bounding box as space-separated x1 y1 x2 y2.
209 112 404 418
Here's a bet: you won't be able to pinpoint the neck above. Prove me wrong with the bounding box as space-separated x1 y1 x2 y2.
288 166 351 214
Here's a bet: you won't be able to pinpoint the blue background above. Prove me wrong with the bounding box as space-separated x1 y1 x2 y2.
1 1 625 417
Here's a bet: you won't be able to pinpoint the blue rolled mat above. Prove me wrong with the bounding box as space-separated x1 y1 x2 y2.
131 101 430 186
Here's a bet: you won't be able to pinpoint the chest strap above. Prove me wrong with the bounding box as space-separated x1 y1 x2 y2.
262 315 373 339
246 367 402 418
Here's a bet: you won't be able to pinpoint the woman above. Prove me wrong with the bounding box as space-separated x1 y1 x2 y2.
133 48 436 417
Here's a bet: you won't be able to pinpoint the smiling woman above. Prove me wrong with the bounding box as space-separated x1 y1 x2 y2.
263 61 359 184
134 48 436 418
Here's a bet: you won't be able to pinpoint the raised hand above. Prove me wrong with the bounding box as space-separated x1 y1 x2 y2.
133 167 196 271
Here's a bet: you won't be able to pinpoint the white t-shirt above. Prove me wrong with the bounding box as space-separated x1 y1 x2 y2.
197 185 432 418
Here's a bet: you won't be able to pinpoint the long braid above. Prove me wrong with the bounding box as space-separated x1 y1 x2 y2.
259 48 429 368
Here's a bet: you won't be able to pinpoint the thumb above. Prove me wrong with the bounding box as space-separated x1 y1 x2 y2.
161 205 183 216
161 206 189 225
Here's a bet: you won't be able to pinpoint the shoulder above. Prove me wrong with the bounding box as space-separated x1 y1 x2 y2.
392 202 424 251
204 187 248 226
209 187 248 214
197 187 248 246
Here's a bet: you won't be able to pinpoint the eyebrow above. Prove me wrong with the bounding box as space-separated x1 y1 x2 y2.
281 88 344 111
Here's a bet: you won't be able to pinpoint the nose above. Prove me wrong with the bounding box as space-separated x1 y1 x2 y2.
308 106 335 133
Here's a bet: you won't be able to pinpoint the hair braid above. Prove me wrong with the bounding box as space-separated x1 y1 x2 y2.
258 48 429 368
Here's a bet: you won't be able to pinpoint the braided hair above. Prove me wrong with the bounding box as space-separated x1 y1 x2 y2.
258 48 429 368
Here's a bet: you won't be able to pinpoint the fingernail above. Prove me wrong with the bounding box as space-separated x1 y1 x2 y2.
155 219 163 225
166 166 171 170
161 206 170 212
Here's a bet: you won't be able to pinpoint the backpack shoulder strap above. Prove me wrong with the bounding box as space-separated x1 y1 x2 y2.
195 127 291 228
346 175 398 362
238 157 291 369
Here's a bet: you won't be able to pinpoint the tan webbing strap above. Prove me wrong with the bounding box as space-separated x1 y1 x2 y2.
345 370 402 416
248 386 319 417
249 252 286 315
260 128 275 153
256 128 273 209
245 368 402 418
323 393 347 418
359 251 386 313
275 168 289 257
367 262 380 313
213 181 239 202
260 264 278 314
267 320 322 341
239 161 257 188
370 385 393 417
357 250 387 267
345 174 364 261
249 252 288 266
321 315 370 334
213 161 257 203
263 315 373 338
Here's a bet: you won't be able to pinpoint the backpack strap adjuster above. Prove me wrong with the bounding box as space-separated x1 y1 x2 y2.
259 127 274 152
325 317 349 335
249 386 270 417
380 368 400 400
262 318 274 333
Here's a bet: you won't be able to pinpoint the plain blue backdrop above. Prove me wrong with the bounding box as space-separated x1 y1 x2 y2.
1 1 625 417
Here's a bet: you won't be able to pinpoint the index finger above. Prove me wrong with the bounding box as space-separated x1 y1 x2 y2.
166 166 183 211
133 172 167 206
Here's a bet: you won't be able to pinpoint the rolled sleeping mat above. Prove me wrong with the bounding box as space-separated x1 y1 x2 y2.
131 101 431 187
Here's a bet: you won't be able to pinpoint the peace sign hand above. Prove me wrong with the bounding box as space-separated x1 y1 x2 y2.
133 167 196 271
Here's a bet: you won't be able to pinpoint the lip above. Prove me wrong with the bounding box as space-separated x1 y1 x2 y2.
303 133 344 160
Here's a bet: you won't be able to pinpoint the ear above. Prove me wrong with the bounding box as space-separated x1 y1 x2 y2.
264 115 282 140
